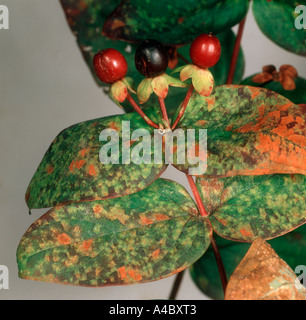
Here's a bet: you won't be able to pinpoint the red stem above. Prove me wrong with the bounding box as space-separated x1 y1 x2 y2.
186 174 208 217
211 235 228 295
171 85 194 130
226 17 246 85
158 97 170 128
126 93 159 129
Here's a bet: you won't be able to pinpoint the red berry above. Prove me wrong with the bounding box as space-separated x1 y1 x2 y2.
93 49 128 84
190 34 221 69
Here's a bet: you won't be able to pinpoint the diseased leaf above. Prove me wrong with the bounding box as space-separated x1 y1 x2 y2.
253 0 306 56
242 75 306 105
18 179 213 287
191 224 306 300
225 238 306 300
103 0 249 44
26 107 167 209
197 174 306 242
190 235 249 300
172 85 306 177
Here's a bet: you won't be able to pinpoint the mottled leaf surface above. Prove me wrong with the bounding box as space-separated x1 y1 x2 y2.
26 107 167 209
225 238 306 300
253 0 306 56
103 0 249 44
191 224 306 300
197 174 306 242
172 85 305 177
19 179 212 286
242 75 306 105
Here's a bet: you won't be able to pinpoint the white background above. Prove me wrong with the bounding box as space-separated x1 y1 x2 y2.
0 1 305 300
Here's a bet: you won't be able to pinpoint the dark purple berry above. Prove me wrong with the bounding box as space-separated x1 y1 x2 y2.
135 39 169 78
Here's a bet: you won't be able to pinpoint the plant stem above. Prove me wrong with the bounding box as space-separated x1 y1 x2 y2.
168 270 185 300
171 85 194 130
158 97 170 128
211 235 228 295
126 93 159 129
226 17 246 84
177 52 190 65
186 173 228 295
186 174 208 217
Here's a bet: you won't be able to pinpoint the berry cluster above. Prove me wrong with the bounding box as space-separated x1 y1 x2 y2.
93 34 221 129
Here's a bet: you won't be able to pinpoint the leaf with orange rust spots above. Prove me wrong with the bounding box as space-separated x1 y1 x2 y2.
18 179 212 287
26 107 167 209
196 174 306 242
191 224 306 300
242 74 306 105
172 85 305 177
225 238 306 300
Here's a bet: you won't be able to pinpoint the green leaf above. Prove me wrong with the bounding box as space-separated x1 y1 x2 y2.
253 0 306 56
172 85 306 177
197 174 306 242
163 74 187 88
190 235 249 300
103 0 249 44
18 179 213 287
241 75 306 105
190 224 306 300
26 107 167 209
